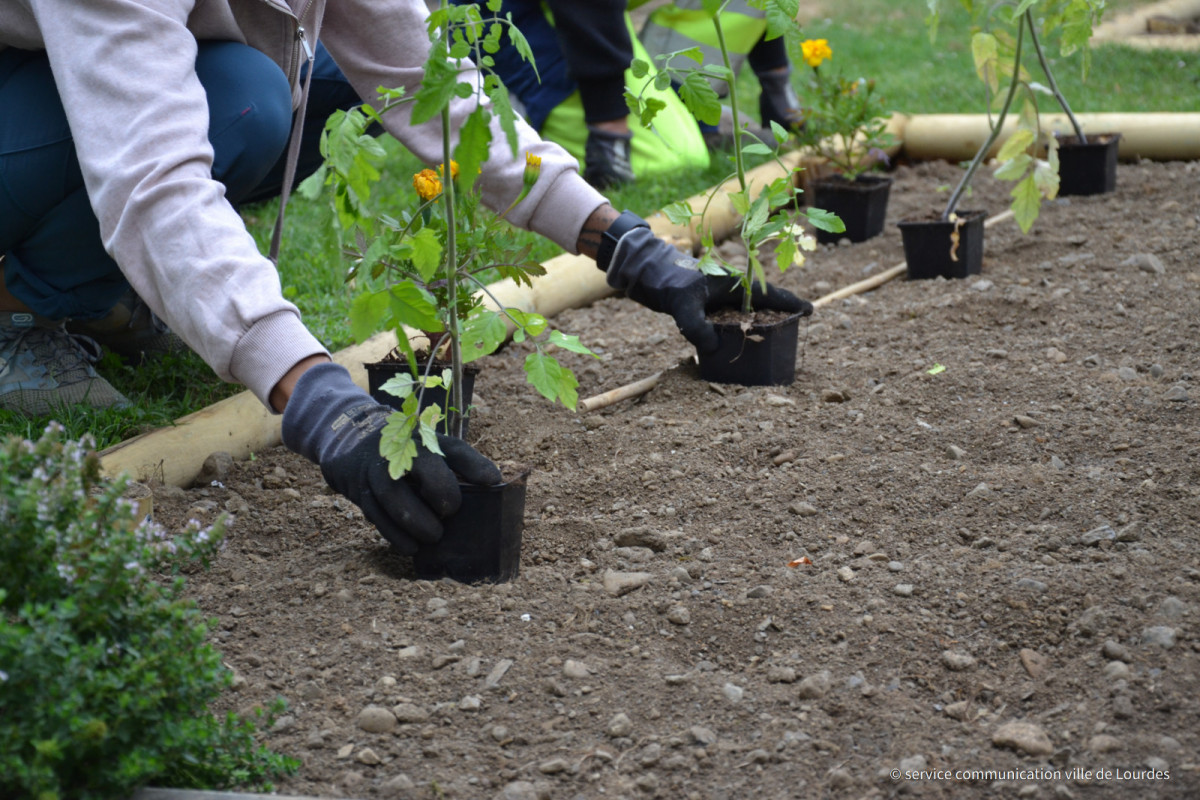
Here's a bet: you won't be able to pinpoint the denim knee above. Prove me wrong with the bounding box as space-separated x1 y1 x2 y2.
198 41 294 204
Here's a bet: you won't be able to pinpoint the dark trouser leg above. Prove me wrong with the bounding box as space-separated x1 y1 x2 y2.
0 42 294 320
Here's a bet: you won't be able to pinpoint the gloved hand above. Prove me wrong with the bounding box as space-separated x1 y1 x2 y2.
603 222 812 355
281 362 501 553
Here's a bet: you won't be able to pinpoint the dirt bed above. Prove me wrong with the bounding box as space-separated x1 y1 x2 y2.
152 158 1200 799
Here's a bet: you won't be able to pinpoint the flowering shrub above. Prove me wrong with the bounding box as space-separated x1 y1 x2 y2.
0 424 296 799
794 39 895 180
301 0 591 478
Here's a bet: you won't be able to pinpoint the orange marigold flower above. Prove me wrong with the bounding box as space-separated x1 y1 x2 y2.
801 38 832 68
413 169 442 201
437 161 460 180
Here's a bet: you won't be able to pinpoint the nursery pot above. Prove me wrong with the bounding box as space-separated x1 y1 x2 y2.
698 309 805 386
365 359 479 436
412 471 529 584
809 174 894 244
898 210 987 281
1056 133 1120 196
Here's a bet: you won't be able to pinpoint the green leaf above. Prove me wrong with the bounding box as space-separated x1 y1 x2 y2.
411 45 460 125
524 352 579 409
409 227 443 281
485 76 522 157
638 96 668 129
1032 157 1060 201
548 330 595 356
728 190 751 216
763 0 800 40
775 236 797 271
972 32 1000 94
805 207 845 233
507 309 548 338
379 372 417 401
997 128 1036 162
993 151 1032 182
453 106 492 193
417 406 444 455
678 72 722 126
740 143 774 157
630 58 650 79
662 201 695 226
381 412 418 479
1010 173 1042 233
388 282 442 332
349 290 390 344
459 311 509 362
744 194 771 238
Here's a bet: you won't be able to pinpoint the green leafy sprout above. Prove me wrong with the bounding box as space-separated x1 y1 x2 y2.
627 0 844 315
927 0 1108 232
300 0 595 479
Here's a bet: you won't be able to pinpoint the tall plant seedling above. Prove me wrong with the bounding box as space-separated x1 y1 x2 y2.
627 0 843 315
301 0 593 478
928 0 1107 232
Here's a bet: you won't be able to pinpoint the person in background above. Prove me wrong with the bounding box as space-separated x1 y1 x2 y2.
0 0 809 552
452 0 709 189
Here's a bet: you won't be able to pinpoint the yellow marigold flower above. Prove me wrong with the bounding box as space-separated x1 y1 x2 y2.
801 39 832 69
523 151 542 188
437 161 459 180
413 169 442 201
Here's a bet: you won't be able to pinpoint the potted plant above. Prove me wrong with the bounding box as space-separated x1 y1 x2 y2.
628 0 843 385
902 0 1109 279
793 37 897 244
300 1 592 583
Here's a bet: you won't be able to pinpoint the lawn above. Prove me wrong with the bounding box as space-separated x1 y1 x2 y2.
4 0 1194 448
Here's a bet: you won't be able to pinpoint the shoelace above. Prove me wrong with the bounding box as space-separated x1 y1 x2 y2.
6 324 106 374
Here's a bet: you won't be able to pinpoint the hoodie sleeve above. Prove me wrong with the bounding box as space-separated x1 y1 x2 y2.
27 0 328 407
319 0 609 254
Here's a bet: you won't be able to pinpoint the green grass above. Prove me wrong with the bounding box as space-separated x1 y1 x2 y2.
794 1 1197 114
3 2 1193 449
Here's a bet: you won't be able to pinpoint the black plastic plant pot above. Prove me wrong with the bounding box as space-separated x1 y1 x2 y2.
898 210 987 281
365 359 479 436
1057 133 1120 196
412 471 529 584
697 309 804 386
810 174 894 244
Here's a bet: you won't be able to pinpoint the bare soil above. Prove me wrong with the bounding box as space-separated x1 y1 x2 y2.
153 158 1200 800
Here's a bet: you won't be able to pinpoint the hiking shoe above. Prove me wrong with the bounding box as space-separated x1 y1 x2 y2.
583 128 636 190
66 291 186 363
757 68 807 132
0 312 129 415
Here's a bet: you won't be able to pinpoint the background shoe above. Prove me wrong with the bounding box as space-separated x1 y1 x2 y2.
757 68 807 132
66 291 186 363
583 128 636 190
0 312 129 415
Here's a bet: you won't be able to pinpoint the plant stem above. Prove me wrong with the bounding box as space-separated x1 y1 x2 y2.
439 5 464 440
1026 10 1086 144
941 12 1026 221
711 5 753 315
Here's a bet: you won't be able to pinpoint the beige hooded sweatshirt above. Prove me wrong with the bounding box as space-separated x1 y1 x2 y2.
0 0 606 405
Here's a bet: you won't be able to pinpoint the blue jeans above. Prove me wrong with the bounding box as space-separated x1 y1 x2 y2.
0 41 358 320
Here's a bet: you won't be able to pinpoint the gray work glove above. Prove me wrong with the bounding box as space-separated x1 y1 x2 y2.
281 362 501 553
602 219 812 355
